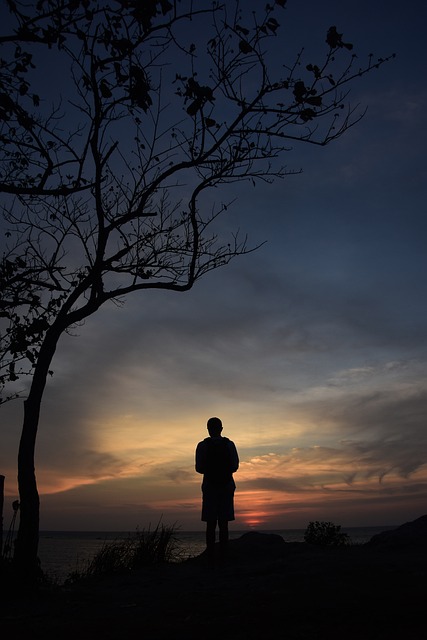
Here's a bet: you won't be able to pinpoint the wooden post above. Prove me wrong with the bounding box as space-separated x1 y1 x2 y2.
0 475 4 556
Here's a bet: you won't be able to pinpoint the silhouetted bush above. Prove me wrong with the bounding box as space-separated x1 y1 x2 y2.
67 522 182 582
304 521 350 547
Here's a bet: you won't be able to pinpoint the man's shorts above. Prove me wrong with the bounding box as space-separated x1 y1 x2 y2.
201 480 235 521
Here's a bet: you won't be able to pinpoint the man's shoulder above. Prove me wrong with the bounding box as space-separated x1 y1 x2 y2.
197 437 210 447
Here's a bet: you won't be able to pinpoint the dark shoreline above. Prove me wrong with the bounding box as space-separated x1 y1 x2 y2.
1 526 426 639
36 524 395 584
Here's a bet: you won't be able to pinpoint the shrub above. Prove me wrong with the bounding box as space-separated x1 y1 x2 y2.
304 521 351 547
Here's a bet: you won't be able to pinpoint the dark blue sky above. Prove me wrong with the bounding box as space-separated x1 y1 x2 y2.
1 0 426 530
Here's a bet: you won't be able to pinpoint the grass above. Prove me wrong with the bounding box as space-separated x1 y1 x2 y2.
67 522 183 582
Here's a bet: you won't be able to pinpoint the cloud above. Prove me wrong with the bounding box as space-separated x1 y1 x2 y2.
165 468 193 484
2 0 427 534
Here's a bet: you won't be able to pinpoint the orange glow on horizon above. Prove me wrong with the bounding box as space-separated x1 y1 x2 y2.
242 517 267 528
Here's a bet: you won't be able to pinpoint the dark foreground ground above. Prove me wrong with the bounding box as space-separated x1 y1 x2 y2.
1 523 426 640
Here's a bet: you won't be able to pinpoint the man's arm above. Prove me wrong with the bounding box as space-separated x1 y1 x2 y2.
229 441 239 473
195 441 206 474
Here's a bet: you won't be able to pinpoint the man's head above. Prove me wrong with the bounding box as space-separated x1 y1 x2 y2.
207 416 223 436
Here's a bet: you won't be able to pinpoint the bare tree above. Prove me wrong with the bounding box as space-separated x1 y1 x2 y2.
0 0 393 575
0 249 63 404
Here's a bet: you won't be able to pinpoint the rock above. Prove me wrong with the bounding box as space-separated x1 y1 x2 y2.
188 531 287 566
367 514 427 549
226 531 287 562
230 531 286 549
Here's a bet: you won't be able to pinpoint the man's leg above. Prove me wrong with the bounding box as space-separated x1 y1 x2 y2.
206 519 217 559
218 519 229 558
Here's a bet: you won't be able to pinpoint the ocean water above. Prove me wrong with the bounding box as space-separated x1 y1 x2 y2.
36 525 395 584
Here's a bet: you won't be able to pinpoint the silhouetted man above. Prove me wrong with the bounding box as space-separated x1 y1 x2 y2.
195 417 239 561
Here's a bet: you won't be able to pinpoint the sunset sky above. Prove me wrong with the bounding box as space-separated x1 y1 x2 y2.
1 0 426 533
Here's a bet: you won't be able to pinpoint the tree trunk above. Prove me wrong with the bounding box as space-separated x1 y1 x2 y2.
0 474 4 556
13 329 60 578
13 396 42 577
